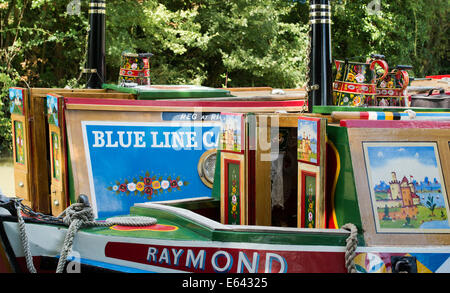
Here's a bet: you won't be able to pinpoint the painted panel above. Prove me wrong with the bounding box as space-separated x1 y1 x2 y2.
297 117 321 166
47 94 59 127
303 173 317 228
9 88 25 115
297 116 327 228
81 121 220 218
51 131 61 181
363 142 450 233
13 120 25 165
220 113 244 153
225 159 242 225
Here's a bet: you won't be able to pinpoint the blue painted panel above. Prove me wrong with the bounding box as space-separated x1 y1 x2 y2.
82 122 220 218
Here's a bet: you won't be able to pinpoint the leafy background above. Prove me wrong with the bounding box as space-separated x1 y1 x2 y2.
0 0 448 155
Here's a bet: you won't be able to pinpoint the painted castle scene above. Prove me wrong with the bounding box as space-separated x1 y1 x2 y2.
220 114 242 153
364 142 450 232
297 119 318 164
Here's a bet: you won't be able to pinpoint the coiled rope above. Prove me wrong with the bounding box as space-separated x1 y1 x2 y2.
341 223 359 273
14 197 157 273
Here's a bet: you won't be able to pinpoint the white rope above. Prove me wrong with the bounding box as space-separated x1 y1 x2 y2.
55 202 157 273
15 201 37 273
341 223 358 273
14 199 156 273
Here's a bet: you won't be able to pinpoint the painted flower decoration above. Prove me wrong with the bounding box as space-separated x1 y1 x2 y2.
355 74 365 83
127 182 136 192
161 180 170 190
107 172 189 199
144 177 152 186
152 181 161 190
119 184 127 192
136 182 145 192
144 186 153 195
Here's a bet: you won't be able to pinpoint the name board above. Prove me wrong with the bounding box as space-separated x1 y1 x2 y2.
81 121 220 218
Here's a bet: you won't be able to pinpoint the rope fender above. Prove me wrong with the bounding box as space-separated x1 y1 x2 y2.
13 196 156 273
341 223 358 273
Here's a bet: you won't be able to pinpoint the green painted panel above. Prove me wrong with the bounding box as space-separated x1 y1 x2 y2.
326 124 363 230
226 162 241 225
304 175 316 228
85 216 210 241
13 121 25 165
102 84 233 99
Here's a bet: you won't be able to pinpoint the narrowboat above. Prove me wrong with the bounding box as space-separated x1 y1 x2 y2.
0 0 449 274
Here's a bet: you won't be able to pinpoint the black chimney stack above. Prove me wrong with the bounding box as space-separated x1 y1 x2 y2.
86 0 106 89
308 0 333 112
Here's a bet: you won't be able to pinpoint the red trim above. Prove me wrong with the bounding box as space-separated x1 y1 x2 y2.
247 149 255 225
341 120 450 129
119 69 150 77
300 170 317 228
223 158 241 225
64 97 305 108
376 88 406 97
360 112 369 120
297 117 321 166
333 81 377 94
426 75 450 79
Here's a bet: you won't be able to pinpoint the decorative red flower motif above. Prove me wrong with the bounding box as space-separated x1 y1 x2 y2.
119 184 127 192
170 180 178 188
144 186 153 195
144 177 152 186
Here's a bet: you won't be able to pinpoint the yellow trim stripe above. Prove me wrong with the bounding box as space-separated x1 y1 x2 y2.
327 138 340 229
384 112 394 120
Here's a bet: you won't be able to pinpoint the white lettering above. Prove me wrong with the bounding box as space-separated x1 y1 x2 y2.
117 131 133 148
172 248 184 266
150 131 164 148
172 132 185 149
133 131 146 148
105 131 118 147
158 248 171 265
264 253 287 273
203 131 216 148
211 250 232 273
92 131 105 147
147 247 158 262
237 251 259 273
186 250 205 270
185 132 198 148
163 132 171 147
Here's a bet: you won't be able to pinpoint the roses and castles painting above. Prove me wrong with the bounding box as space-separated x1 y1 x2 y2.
363 142 450 233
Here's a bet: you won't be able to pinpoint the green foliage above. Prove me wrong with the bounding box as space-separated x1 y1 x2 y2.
332 0 449 77
0 0 448 155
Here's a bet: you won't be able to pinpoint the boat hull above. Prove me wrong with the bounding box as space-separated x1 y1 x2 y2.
1 218 450 273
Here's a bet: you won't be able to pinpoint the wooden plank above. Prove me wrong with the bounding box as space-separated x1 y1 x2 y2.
29 90 51 213
10 89 33 208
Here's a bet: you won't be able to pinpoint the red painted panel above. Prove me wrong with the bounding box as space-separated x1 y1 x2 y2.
104 242 347 273
64 97 305 108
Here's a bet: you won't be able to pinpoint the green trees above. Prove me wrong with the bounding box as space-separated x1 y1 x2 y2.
0 0 448 155
332 0 449 76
